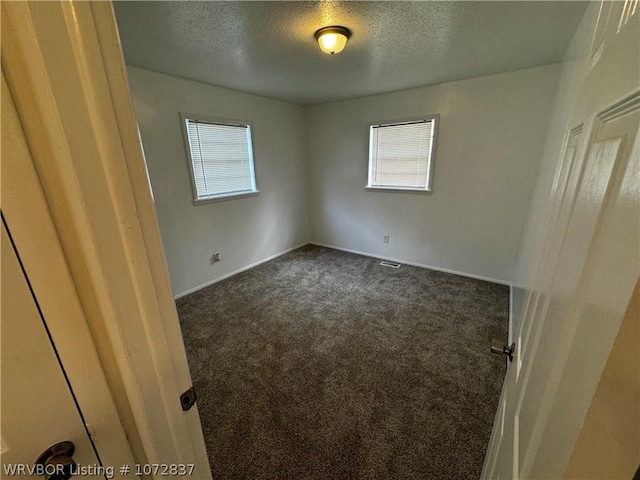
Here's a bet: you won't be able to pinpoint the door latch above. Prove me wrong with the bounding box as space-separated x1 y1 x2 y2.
180 386 197 411
491 340 515 362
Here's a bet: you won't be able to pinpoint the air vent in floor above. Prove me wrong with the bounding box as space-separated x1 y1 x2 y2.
380 261 401 268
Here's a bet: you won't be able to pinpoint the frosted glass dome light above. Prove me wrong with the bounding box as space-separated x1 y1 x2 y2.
314 26 351 55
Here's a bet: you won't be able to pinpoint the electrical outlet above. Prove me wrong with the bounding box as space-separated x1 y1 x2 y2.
383 235 390 244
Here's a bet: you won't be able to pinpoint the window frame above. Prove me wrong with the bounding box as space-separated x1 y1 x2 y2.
365 114 439 194
180 112 259 205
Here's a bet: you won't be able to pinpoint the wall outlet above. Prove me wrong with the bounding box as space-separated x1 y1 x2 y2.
383 235 390 244
211 252 221 264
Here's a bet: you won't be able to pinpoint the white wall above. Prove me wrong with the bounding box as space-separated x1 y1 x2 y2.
127 67 309 297
306 64 560 283
128 64 562 296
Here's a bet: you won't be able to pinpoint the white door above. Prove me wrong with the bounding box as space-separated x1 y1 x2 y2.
1 223 102 479
482 2 639 479
1 63 134 476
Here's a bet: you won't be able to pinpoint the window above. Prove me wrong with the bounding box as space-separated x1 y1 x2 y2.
366 116 438 193
181 114 258 203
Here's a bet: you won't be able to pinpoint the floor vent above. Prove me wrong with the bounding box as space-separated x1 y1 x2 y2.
380 261 401 268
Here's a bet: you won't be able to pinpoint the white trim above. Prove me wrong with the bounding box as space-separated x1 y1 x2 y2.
309 242 511 286
509 284 514 344
91 3 211 474
364 186 433 195
193 190 260 205
174 242 310 299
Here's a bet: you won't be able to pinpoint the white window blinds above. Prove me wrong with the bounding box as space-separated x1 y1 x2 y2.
184 118 257 201
367 119 436 191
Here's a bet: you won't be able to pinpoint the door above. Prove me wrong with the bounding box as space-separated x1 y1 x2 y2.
2 2 210 475
1 223 102 479
1 61 134 474
482 2 639 479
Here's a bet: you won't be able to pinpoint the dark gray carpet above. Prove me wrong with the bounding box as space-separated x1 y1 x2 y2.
176 245 508 479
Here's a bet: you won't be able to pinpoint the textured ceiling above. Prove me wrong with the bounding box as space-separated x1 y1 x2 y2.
113 1 587 106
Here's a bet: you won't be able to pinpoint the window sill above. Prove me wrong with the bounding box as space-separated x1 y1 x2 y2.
365 186 432 195
193 190 260 205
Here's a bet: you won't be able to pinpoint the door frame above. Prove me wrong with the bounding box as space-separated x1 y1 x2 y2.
1 1 211 477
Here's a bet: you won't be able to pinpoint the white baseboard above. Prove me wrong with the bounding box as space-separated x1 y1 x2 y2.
173 242 310 299
175 240 512 300
309 241 511 286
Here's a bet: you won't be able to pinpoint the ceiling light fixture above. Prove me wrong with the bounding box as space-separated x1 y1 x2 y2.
314 26 351 55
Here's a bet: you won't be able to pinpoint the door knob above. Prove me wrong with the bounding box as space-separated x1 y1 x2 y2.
35 441 76 480
491 339 515 362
